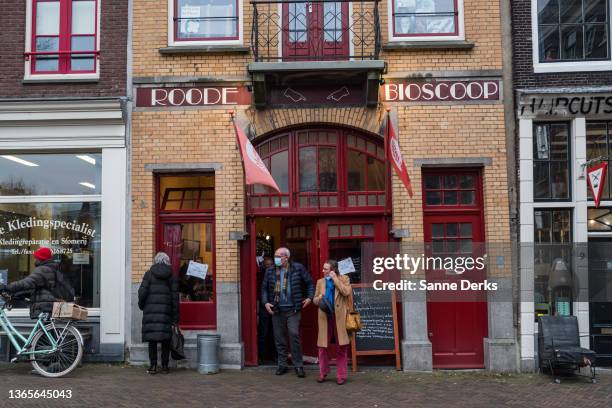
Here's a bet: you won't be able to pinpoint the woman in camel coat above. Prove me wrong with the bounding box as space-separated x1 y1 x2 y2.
313 260 352 384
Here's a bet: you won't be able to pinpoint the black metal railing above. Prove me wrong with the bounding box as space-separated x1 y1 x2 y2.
251 0 381 62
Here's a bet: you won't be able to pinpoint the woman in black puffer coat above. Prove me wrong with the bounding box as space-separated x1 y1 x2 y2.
138 252 179 374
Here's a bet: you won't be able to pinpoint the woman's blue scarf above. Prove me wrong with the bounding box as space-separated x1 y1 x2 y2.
325 276 335 312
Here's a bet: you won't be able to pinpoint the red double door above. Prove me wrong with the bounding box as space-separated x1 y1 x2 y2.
283 2 349 60
423 169 488 368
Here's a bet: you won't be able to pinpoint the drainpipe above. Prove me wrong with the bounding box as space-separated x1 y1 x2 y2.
499 0 519 372
124 0 134 358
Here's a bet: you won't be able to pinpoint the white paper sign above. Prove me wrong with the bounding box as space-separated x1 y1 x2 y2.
180 6 201 34
186 260 208 280
338 257 356 275
73 252 89 265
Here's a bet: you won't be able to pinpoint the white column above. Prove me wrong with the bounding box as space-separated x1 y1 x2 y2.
572 117 590 348
100 147 127 345
519 118 536 367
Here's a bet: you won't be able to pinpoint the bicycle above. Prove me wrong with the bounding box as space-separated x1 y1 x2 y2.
0 292 84 378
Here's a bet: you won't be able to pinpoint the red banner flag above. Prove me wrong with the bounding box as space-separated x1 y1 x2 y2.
587 162 608 208
233 121 281 193
386 116 413 198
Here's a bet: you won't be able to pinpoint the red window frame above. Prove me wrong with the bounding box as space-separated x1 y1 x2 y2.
173 0 240 42
391 0 459 38
29 0 99 75
248 127 390 216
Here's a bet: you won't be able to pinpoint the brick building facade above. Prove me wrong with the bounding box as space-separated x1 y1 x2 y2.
129 0 517 371
513 0 612 371
0 0 128 361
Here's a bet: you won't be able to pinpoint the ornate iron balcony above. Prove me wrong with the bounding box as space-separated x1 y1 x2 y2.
251 0 381 62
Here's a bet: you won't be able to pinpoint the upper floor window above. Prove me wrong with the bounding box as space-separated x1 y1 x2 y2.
533 123 571 201
27 0 99 77
390 0 463 40
171 0 241 44
533 0 611 72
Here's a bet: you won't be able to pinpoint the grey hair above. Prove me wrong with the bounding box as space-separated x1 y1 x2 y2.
154 252 171 265
276 247 291 258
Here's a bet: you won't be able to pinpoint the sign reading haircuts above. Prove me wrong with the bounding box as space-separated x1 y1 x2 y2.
136 86 251 107
382 80 501 103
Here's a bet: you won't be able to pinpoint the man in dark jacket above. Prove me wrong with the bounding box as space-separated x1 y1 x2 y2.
138 252 179 374
0 247 62 319
261 247 314 378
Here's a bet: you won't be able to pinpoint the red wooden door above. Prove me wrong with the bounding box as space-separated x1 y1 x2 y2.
161 221 216 329
283 2 349 61
281 218 320 361
422 170 488 369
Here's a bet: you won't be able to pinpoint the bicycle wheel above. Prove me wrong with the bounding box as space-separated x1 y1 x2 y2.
30 322 83 378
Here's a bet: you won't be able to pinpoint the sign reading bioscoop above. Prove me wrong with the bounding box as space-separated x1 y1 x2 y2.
382 80 501 103
136 86 251 107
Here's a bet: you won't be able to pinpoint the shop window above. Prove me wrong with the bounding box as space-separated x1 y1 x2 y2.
533 123 570 201
390 0 462 38
587 121 612 200
536 0 609 63
0 153 101 196
534 209 572 317
0 152 102 310
423 172 478 207
172 0 240 43
27 0 99 76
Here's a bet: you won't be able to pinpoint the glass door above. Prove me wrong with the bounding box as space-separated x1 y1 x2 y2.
283 1 349 61
162 221 215 329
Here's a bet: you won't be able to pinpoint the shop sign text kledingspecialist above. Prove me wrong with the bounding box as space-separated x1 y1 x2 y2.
136 86 251 107
382 80 501 103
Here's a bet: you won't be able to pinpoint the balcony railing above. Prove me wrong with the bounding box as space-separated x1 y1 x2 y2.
251 0 381 62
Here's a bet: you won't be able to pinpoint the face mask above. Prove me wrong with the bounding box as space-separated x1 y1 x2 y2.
274 257 282 267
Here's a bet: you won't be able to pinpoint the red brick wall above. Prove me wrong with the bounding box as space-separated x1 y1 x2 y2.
0 0 127 98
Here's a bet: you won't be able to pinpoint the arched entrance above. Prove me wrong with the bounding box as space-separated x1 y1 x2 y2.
241 126 392 365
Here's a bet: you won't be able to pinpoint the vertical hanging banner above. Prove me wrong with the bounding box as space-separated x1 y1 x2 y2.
233 118 281 193
587 162 608 208
385 114 414 198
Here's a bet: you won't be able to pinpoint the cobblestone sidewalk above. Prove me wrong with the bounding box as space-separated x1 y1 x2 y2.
0 364 610 408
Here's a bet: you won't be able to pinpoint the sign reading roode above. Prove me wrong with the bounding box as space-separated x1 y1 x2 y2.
382 80 500 103
136 86 251 107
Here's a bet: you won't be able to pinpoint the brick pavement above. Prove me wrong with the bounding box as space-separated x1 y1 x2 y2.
0 364 610 408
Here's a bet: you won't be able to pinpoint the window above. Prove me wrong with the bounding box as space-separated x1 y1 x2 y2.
249 129 386 211
587 121 612 200
159 175 215 211
588 207 612 231
533 0 611 72
0 153 101 195
390 0 463 39
534 209 572 317
0 153 102 309
27 0 99 76
423 172 479 207
171 0 241 44
533 123 570 201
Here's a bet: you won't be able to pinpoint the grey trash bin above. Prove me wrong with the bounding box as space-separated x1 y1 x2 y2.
197 334 220 374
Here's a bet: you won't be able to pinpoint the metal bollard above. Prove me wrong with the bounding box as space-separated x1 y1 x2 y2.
197 334 220 374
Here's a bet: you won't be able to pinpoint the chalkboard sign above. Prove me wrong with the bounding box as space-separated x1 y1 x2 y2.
350 284 400 371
